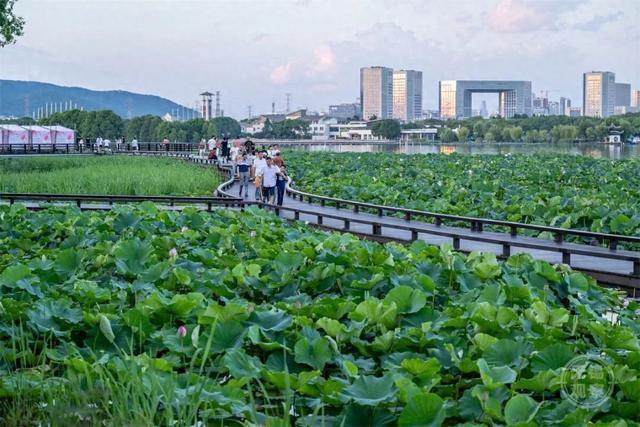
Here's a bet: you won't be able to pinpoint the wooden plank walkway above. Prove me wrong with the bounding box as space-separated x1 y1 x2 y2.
226 177 639 290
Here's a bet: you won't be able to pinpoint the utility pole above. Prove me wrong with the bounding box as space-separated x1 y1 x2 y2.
247 105 252 119
285 93 291 113
271 101 275 114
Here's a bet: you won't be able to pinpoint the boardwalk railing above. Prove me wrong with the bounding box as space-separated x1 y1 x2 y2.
0 142 199 154
2 188 639 290
284 182 640 251
0 193 244 210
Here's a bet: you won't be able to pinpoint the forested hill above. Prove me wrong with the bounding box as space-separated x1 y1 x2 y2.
0 80 195 118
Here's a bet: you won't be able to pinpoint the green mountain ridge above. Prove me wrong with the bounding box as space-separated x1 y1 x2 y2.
0 80 196 118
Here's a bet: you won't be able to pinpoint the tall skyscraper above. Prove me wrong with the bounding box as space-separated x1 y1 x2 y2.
615 83 631 109
559 97 571 116
479 100 488 118
360 66 393 120
583 71 616 118
392 70 423 122
632 90 640 110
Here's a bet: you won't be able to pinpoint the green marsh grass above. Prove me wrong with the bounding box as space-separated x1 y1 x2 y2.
0 156 220 196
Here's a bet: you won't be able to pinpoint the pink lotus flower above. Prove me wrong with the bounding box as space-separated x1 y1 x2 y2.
169 248 178 258
177 325 187 337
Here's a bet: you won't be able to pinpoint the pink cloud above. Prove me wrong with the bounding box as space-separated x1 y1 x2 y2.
269 45 337 85
270 62 295 84
488 0 546 33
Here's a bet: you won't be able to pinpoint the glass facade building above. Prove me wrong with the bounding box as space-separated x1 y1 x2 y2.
360 66 393 120
438 80 532 119
392 70 423 122
583 71 616 118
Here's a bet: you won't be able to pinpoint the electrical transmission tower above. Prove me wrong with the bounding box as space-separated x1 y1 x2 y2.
285 93 291 113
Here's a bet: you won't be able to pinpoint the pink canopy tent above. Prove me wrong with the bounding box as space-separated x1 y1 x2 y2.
0 124 29 145
47 125 75 144
24 125 52 144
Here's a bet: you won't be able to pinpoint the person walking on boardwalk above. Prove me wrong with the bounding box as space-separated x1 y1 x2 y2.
131 137 139 151
236 153 251 198
221 137 230 162
258 157 280 204
273 150 284 168
276 163 288 206
253 151 267 201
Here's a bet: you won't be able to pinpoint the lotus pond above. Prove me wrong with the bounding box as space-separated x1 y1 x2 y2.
0 156 220 196
0 203 638 425
285 152 640 238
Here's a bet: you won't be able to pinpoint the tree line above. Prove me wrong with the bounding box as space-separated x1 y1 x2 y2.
32 110 241 142
410 113 640 143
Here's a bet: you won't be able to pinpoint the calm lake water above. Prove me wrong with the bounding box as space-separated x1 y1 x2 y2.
293 142 640 160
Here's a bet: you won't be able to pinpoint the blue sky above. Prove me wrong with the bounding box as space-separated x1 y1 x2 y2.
1 0 638 118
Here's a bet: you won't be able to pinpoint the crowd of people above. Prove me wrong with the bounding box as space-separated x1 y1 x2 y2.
93 136 139 153
199 138 288 205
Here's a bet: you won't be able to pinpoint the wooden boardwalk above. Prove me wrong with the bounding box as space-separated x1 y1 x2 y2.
226 175 640 291
2 151 638 292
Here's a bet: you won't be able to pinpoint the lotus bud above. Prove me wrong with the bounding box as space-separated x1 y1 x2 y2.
250 231 256 238
181 226 188 233
177 325 187 337
169 248 178 258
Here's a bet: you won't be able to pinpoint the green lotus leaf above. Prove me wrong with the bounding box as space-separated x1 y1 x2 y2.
477 358 517 389
398 392 446 427
504 394 541 426
114 238 153 277
294 336 332 371
223 349 262 379
338 404 396 427
168 292 204 317
342 375 397 406
530 343 574 373
484 339 532 370
246 309 292 332
384 285 427 314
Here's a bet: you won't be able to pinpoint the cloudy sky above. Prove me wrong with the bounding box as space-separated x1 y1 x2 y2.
1 0 639 118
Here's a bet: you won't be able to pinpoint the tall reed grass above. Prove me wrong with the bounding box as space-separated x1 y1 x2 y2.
0 156 220 196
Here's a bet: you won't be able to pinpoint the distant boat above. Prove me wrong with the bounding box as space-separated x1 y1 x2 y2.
626 136 640 145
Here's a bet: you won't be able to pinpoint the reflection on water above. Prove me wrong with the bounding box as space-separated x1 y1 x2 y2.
299 142 640 159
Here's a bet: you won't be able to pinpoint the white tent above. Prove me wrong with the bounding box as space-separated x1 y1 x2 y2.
24 125 52 145
0 124 29 145
47 125 75 144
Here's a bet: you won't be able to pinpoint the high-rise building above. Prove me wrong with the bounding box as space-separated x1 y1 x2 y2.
479 101 488 118
392 70 423 122
328 102 361 120
569 107 582 117
360 66 393 120
632 89 640 112
615 83 631 110
583 71 616 118
560 97 571 116
439 80 532 119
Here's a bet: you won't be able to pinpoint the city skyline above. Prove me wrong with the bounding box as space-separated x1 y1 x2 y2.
1 0 638 118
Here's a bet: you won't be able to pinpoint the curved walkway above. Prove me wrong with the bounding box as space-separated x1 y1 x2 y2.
225 169 639 292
